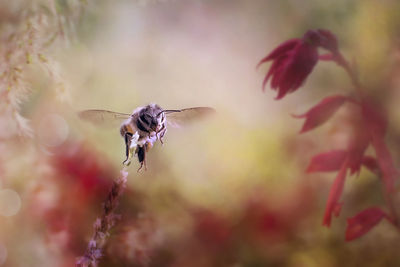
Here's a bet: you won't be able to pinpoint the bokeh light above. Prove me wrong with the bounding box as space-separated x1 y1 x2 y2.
0 189 21 217
37 114 69 148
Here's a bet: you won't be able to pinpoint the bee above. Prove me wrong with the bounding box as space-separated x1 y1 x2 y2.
79 104 215 170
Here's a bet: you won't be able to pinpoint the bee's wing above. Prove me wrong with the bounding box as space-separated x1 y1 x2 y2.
78 109 131 127
165 107 215 128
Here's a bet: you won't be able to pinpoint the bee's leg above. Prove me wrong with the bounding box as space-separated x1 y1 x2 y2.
137 146 147 172
159 128 167 144
155 131 161 143
157 125 166 145
122 133 133 166
137 160 147 172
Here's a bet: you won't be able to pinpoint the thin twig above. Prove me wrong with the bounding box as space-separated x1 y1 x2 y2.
76 167 129 267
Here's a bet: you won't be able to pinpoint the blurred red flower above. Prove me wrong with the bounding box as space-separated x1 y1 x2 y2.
52 142 114 199
193 209 232 249
258 29 338 99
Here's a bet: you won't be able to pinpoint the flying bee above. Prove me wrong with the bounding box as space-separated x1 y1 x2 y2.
79 104 215 170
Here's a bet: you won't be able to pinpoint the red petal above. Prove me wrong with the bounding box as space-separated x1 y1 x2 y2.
270 56 290 89
307 150 347 173
262 55 288 92
278 43 318 97
322 159 348 227
362 102 397 193
293 95 347 133
345 207 389 241
257 39 300 68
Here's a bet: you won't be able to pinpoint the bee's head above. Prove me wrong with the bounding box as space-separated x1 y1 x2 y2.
139 104 164 132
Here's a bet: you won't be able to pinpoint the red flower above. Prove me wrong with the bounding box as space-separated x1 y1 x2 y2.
258 29 338 99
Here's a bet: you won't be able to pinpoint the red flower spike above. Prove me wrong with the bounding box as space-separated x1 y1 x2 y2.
307 150 347 173
293 95 347 133
362 102 398 193
323 158 348 227
345 207 389 241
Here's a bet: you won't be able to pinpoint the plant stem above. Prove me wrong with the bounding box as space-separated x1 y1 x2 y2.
334 51 400 227
76 168 129 267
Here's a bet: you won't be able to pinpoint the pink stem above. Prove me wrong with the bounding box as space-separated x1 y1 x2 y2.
333 51 399 228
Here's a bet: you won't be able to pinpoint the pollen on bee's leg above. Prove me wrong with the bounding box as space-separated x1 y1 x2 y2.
122 158 131 166
122 150 133 166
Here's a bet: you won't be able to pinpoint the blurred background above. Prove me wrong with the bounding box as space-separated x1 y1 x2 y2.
1 0 400 266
